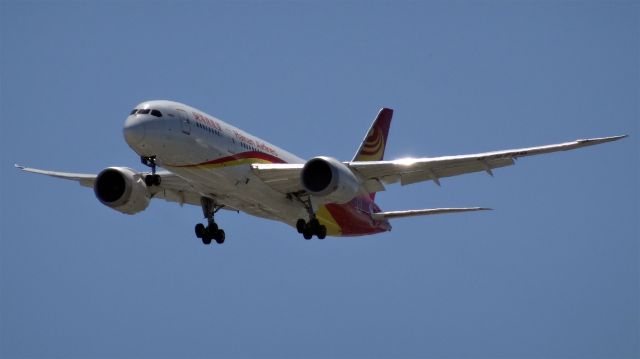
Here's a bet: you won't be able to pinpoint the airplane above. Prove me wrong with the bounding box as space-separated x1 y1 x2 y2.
16 100 626 245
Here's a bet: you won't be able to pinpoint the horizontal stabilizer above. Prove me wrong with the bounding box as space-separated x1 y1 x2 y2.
371 207 491 220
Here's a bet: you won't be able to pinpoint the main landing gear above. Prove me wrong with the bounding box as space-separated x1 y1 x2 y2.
141 155 161 186
195 197 226 245
296 218 327 240
293 193 327 240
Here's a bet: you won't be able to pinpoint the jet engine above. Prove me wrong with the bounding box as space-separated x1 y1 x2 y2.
300 156 361 204
94 167 150 215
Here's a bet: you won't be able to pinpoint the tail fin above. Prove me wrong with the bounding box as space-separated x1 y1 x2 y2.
352 108 393 200
352 108 393 162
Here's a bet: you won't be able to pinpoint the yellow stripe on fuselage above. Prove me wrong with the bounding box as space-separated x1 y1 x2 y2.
316 205 342 236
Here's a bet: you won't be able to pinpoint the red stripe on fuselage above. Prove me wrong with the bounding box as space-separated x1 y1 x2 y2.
325 196 391 236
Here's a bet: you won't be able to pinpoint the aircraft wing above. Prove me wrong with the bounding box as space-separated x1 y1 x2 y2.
15 165 97 187
15 165 206 207
251 135 627 194
350 135 626 186
250 163 306 194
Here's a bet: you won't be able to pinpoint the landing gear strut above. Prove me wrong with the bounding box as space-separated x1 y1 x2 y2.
195 197 226 245
141 155 161 186
293 193 327 240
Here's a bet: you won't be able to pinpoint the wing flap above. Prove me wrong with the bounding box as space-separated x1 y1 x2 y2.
397 157 515 186
250 163 305 194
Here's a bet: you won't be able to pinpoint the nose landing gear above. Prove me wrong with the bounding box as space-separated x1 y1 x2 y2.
141 155 161 186
195 197 226 245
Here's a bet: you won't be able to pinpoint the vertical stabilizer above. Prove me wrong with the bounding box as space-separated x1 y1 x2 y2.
352 108 393 162
352 108 393 200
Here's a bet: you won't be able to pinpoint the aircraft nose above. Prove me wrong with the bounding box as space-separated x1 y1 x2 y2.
123 115 146 145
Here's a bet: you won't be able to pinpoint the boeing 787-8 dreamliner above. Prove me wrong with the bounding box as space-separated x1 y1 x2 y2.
17 100 626 244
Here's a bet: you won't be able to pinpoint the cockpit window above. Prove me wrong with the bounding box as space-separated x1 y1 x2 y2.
131 108 161 116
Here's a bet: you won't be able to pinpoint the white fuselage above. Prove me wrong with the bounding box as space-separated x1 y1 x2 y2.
123 100 308 226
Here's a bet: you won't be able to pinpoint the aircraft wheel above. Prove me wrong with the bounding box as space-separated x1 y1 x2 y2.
317 226 327 240
145 174 161 186
202 235 212 245
296 219 306 233
309 218 320 231
303 229 313 240
195 223 205 238
215 229 226 244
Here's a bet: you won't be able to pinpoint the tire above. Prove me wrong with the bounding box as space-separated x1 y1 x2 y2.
317 226 327 240
202 236 212 245
296 219 306 233
215 229 226 244
309 218 320 230
153 175 161 186
303 230 313 240
195 223 205 238
144 175 153 186
208 223 219 232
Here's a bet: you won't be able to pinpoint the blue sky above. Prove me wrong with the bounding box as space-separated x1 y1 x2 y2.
1 1 638 358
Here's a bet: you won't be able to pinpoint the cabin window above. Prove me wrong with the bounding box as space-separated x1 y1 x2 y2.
138 109 150 115
130 109 137 115
150 109 163 117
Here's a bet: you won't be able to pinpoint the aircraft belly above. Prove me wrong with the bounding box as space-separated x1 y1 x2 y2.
164 165 307 226
163 164 381 237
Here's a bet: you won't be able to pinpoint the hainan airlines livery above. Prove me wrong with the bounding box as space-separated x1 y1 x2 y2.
17 100 626 244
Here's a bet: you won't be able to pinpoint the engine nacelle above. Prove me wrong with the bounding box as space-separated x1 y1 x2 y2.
93 167 150 215
300 156 361 204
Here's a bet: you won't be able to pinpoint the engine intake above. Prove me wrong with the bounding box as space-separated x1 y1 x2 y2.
301 156 361 204
94 167 150 214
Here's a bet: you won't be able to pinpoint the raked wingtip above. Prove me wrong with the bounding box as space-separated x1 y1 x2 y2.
577 135 628 144
607 134 628 141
